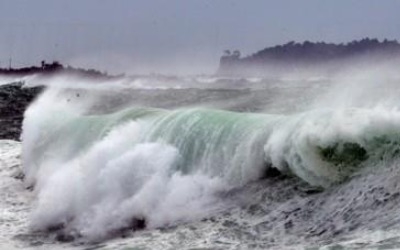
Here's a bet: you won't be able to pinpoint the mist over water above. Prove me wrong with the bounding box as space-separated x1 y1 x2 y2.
2 62 400 248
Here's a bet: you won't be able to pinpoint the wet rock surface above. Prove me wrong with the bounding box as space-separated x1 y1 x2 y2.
0 82 43 140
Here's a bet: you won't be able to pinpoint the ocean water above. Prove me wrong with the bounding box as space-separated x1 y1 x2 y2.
3 68 400 249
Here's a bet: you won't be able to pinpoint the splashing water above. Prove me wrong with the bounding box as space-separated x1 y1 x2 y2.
19 77 400 242
0 67 398 248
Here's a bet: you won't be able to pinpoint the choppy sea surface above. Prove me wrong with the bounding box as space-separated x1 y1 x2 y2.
2 71 400 249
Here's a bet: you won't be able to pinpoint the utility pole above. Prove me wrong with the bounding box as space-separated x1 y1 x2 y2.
8 58 12 69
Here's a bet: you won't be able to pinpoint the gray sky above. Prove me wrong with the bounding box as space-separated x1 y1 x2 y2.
0 0 399 74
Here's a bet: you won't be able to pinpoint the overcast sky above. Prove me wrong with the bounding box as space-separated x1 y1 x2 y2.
0 0 399 74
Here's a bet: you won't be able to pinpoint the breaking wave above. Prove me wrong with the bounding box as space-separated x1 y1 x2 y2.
21 86 400 241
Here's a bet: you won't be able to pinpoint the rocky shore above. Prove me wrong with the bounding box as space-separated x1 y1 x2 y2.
0 82 43 140
0 62 124 141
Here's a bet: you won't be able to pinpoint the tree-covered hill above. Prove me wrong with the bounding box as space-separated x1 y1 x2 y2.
218 38 400 75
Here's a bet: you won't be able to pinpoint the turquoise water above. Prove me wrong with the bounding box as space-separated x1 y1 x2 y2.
4 75 400 249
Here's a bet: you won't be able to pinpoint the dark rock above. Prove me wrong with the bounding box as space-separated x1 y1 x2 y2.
55 232 75 242
0 82 43 140
263 166 282 178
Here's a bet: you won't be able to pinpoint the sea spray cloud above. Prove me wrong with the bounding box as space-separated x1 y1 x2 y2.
26 114 227 239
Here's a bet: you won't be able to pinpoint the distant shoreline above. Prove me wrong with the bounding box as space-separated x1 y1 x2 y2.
218 38 400 75
2 38 400 78
0 61 123 80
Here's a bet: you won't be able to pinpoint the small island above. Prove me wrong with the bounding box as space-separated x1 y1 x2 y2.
218 38 400 75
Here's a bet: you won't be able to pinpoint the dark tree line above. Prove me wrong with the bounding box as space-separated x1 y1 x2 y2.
0 61 122 79
247 38 400 62
219 38 400 74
